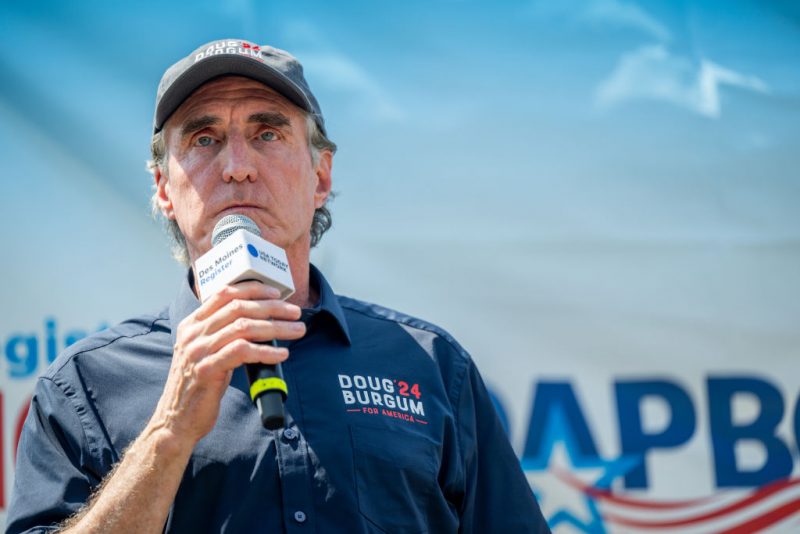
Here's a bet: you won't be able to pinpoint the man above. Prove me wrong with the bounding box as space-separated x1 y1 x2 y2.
8 39 549 533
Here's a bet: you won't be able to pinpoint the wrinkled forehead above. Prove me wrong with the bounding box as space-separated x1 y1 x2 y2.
165 75 303 131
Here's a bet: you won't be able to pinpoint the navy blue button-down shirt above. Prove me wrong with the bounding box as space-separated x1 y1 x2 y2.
8 266 549 533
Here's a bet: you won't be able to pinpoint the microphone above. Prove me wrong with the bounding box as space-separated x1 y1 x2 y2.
195 213 295 430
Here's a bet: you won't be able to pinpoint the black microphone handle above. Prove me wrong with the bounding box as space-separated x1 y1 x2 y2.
245 339 287 430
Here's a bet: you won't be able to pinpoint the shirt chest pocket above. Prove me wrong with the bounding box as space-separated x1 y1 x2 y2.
350 424 442 534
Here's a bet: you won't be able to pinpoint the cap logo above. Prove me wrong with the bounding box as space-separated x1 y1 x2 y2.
194 40 263 63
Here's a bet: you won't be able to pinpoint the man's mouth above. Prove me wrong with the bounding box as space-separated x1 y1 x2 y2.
218 204 262 216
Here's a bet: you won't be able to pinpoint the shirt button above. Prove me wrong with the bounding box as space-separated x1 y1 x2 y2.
293 510 307 523
283 428 298 441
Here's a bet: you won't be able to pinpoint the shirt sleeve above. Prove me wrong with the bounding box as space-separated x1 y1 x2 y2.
456 359 551 533
6 377 100 534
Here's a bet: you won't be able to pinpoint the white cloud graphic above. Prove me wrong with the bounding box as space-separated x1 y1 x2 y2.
528 0 669 41
301 52 404 122
278 19 404 123
582 0 670 40
595 44 769 118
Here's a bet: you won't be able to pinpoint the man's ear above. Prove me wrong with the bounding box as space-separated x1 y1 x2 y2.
154 166 175 220
313 150 333 209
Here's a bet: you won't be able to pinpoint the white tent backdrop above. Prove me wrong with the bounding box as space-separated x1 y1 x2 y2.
1 1 799 531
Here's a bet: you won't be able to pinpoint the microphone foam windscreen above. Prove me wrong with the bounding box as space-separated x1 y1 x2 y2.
211 214 262 246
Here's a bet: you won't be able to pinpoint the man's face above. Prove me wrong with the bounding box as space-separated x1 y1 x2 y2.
155 76 332 263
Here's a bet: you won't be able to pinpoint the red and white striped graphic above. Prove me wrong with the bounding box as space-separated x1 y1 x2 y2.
554 468 800 533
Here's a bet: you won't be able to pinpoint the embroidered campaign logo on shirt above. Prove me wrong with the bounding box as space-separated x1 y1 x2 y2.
338 374 428 425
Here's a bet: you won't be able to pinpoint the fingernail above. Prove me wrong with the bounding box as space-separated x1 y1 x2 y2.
265 286 281 298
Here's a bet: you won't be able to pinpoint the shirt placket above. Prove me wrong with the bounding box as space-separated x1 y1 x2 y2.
274 423 316 533
275 333 317 533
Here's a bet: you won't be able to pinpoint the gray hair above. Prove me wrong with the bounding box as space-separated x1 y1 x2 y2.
148 112 337 265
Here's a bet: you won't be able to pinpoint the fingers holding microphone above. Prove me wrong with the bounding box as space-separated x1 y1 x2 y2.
199 282 306 369
153 282 305 445
155 213 300 440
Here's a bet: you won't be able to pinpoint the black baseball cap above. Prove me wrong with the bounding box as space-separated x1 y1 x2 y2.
153 38 325 135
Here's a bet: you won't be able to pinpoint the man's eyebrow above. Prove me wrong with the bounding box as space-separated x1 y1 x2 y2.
180 115 220 137
249 112 291 129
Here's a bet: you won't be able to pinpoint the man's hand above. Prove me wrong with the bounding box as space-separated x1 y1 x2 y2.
57 282 304 533
150 281 305 448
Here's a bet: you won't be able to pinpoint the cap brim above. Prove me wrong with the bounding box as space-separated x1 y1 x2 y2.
154 55 315 132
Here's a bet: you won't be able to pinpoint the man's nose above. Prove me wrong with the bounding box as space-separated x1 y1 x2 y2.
222 135 257 183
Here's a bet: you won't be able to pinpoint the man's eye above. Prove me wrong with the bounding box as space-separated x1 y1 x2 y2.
195 136 214 147
260 131 277 141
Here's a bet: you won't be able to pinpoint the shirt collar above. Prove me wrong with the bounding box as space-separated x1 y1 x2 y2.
168 269 201 350
168 264 351 349
305 264 352 345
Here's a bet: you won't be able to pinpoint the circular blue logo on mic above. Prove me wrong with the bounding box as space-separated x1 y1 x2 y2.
247 244 259 258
